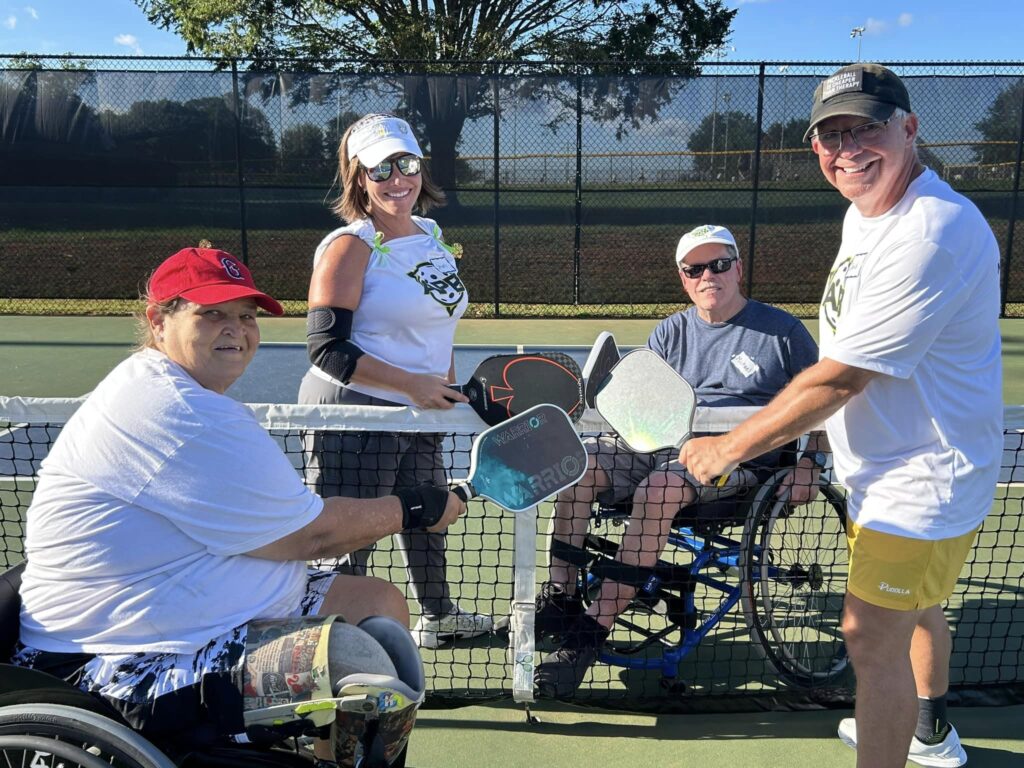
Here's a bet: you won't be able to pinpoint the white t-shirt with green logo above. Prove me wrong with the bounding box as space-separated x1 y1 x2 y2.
818 168 1002 539
310 216 468 405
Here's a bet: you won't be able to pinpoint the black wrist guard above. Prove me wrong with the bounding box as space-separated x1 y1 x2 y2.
396 484 449 531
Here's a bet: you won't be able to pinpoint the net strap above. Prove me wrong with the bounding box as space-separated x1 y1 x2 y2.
511 505 538 704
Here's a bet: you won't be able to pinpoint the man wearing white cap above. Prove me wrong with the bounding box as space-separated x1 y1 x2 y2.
680 63 1001 768
534 224 825 698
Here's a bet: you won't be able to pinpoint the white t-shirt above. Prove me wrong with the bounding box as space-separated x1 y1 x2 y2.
309 216 468 405
818 168 1002 539
19 349 324 655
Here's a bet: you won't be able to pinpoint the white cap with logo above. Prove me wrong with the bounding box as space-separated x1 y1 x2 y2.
674 224 738 266
347 114 423 167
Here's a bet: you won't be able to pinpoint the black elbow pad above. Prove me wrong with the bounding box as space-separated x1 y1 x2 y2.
307 306 365 384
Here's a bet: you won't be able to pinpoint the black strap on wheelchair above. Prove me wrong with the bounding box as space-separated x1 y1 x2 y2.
550 538 694 596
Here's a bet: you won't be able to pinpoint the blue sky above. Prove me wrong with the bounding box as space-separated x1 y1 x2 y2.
0 0 1021 62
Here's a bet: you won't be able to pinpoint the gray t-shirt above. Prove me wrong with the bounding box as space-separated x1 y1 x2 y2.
648 299 818 468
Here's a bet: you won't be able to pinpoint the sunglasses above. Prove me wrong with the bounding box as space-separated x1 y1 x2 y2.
679 256 736 279
362 154 422 182
809 119 891 156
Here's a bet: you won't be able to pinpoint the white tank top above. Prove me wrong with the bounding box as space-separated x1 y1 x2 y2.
309 216 468 405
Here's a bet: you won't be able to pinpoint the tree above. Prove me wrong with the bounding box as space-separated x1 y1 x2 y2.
685 109 759 181
134 1 736 202
974 80 1023 166
100 97 277 183
761 118 815 181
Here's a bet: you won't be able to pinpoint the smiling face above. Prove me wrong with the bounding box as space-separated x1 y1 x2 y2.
359 152 423 220
147 298 260 393
813 112 921 217
678 242 745 323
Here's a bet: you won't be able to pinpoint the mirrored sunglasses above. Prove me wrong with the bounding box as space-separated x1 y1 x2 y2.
679 256 736 279
363 155 422 182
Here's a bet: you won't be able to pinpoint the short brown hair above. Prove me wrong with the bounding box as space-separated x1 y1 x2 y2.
332 117 446 222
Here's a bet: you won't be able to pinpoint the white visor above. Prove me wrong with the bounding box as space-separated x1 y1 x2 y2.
347 115 423 167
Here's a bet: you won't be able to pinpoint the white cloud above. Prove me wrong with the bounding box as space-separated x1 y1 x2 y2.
4 15 16 29
114 33 143 54
898 12 913 27
865 17 888 35
24 6 38 20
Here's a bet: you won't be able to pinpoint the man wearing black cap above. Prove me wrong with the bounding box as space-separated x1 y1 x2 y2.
679 63 1002 768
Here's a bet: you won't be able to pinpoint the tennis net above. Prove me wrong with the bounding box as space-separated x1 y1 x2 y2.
2 397 1022 713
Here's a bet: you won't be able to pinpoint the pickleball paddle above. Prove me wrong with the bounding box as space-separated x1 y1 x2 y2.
448 352 584 426
594 349 728 486
582 331 620 409
451 404 587 513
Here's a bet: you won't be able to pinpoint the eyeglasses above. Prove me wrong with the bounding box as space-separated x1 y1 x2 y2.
362 154 422 182
679 257 736 279
809 119 891 156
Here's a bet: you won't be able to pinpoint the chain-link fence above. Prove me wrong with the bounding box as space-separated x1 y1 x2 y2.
2 57 1022 317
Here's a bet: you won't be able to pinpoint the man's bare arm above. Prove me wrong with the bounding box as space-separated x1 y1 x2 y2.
681 358 878 484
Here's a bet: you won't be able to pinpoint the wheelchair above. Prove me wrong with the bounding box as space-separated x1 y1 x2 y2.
553 455 851 692
0 562 415 768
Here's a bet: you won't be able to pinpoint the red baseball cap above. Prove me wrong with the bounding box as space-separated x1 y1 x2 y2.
147 247 284 316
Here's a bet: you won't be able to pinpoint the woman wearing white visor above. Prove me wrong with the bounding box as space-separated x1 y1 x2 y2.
298 113 492 649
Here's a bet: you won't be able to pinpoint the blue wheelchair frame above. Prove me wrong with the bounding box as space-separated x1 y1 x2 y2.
570 467 851 690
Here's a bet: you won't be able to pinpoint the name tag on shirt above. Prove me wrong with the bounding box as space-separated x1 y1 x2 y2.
731 351 760 378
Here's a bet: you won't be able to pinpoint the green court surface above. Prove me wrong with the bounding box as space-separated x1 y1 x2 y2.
2 315 1023 767
409 702 1024 768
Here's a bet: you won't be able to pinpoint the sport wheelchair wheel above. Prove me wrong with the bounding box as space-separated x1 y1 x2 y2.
739 471 850 688
0 703 176 768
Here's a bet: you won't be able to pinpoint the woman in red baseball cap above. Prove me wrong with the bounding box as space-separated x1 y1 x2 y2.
14 246 464 762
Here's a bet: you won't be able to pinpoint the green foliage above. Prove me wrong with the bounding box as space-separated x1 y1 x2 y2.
134 1 736 200
974 80 1023 166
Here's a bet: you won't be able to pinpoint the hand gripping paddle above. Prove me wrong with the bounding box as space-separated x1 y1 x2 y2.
452 404 587 513
582 331 620 409
593 348 728 486
447 352 584 426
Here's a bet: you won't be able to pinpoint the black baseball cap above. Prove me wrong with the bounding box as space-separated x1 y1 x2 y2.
804 63 912 142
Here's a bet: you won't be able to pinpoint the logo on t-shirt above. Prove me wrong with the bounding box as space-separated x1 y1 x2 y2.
730 351 760 377
407 257 466 316
820 254 859 332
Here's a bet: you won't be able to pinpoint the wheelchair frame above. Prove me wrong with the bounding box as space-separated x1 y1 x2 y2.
571 469 851 691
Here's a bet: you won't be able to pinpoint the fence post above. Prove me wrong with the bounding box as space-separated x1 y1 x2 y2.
1001 78 1024 317
574 67 583 306
230 59 249 266
492 70 502 318
747 63 766 299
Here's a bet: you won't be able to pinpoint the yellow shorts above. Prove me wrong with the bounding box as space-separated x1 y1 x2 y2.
846 521 979 611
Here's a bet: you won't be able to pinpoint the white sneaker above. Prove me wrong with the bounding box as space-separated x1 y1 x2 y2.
412 607 493 649
837 717 968 767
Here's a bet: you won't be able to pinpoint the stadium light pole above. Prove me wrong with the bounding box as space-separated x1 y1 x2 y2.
778 65 789 151
778 65 789 181
708 44 734 180
850 27 865 61
722 91 732 178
